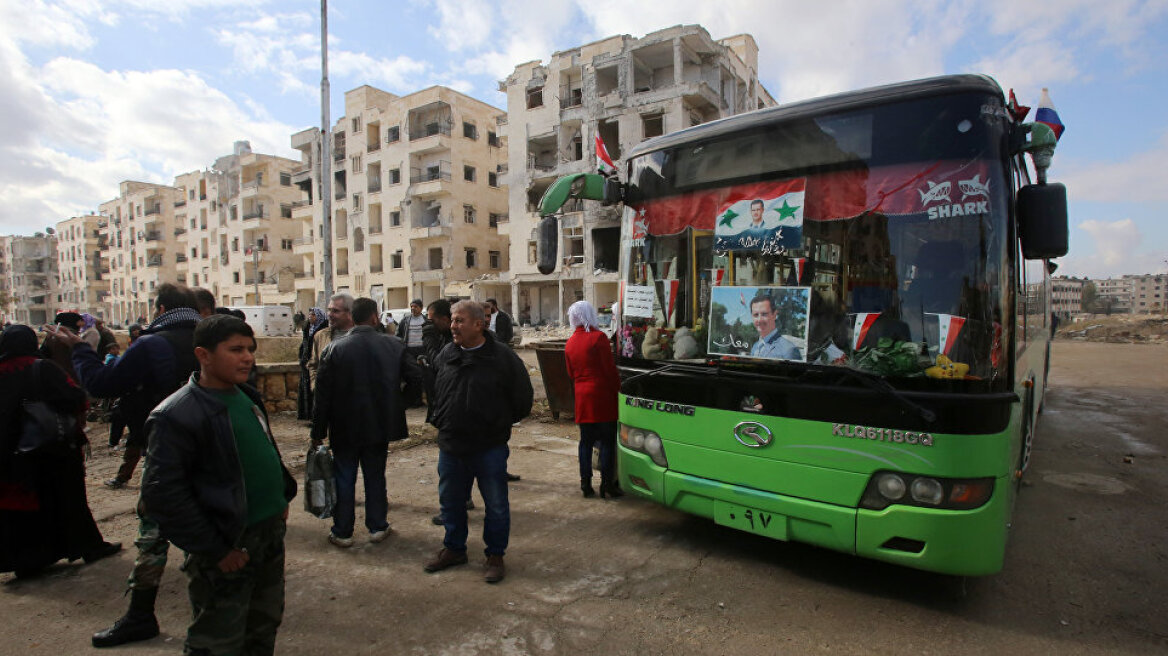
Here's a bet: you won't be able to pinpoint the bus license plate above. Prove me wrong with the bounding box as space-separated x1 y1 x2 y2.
714 501 787 540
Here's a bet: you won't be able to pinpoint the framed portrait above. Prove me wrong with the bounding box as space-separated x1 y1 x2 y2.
707 286 811 362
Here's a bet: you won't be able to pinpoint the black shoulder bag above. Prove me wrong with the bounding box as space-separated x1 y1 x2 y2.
15 360 78 454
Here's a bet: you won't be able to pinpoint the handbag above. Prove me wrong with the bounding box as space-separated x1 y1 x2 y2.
303 444 336 519
15 361 78 454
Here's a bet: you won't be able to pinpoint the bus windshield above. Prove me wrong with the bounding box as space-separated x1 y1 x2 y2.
618 91 1012 389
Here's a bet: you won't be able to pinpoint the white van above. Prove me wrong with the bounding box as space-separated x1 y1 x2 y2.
381 307 413 333
232 305 295 337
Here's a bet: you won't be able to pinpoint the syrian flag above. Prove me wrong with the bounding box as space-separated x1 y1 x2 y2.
1007 89 1031 122
937 314 966 356
852 312 882 351
595 135 617 176
1035 88 1065 141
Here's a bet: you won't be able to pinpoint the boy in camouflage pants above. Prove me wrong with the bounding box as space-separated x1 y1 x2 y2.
142 316 296 655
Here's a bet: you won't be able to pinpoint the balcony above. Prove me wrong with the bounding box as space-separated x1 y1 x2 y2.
560 86 583 109
367 141 380 153
174 227 187 236
146 256 163 267
176 254 188 263
143 230 162 241
242 208 268 222
411 122 451 141
334 187 346 200
368 179 382 193
174 199 187 207
144 204 161 216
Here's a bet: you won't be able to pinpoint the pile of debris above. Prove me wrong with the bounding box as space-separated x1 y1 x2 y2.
1060 316 1168 344
516 323 575 346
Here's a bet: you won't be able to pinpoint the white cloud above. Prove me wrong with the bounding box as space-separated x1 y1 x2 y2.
1059 132 1168 203
0 43 295 235
1060 218 1166 278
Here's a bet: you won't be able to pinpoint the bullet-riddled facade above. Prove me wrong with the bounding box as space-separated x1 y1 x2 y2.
291 85 510 310
1 234 58 325
500 25 775 325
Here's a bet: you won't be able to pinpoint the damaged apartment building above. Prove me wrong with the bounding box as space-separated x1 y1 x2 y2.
290 85 509 311
500 24 774 325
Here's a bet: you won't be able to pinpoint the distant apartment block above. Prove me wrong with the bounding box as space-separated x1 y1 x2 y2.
500 25 775 324
173 142 303 308
1086 274 1166 314
100 181 183 325
55 214 110 318
1 233 58 325
290 85 509 310
1051 276 1084 318
1129 273 1166 313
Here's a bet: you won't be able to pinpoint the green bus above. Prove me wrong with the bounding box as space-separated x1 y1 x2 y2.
538 75 1067 576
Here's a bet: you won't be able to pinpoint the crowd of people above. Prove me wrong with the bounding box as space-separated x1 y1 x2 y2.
0 284 622 655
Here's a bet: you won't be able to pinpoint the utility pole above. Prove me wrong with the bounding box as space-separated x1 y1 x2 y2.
320 0 333 302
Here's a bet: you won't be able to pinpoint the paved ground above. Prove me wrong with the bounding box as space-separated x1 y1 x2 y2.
2 342 1166 655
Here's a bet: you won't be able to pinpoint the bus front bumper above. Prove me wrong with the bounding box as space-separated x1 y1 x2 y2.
619 447 1010 576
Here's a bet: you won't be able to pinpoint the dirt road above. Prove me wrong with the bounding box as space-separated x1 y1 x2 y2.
3 342 1166 654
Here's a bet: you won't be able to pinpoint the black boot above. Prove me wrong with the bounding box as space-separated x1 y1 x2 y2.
581 478 596 498
600 478 624 499
92 587 160 648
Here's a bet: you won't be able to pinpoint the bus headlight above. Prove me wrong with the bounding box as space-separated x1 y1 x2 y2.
876 473 907 500
910 477 944 505
620 423 668 468
642 433 669 468
860 471 994 511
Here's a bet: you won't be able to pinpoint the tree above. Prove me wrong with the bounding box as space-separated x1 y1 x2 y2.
1081 282 1097 314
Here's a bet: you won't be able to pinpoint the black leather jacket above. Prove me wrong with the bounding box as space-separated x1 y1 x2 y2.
141 376 296 561
428 331 533 456
310 326 423 450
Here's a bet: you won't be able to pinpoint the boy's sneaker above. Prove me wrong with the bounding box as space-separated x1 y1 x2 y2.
369 527 391 543
327 533 354 548
104 478 127 489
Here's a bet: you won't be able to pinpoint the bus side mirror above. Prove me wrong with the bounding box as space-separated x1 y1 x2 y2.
536 215 559 275
1017 182 1068 260
603 177 623 205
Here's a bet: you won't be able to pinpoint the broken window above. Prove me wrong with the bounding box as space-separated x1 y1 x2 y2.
463 205 476 223
488 171 499 187
463 122 478 140
464 165 476 182
390 210 401 227
565 226 584 265
596 66 618 96
489 250 501 269
527 240 537 264
598 120 621 160
386 125 400 143
391 250 403 269
526 86 544 109
591 227 620 271
428 247 442 270
642 113 664 139
465 248 477 268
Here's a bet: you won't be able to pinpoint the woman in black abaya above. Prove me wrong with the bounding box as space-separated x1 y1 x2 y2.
0 325 120 578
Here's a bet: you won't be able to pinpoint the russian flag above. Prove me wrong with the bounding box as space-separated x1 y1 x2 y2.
1035 88 1065 141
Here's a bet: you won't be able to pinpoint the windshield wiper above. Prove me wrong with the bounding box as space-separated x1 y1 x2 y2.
833 368 938 424
621 361 717 388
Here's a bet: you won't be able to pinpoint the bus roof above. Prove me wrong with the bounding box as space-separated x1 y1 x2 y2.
626 74 1004 161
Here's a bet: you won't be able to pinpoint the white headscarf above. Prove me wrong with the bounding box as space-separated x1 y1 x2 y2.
568 300 600 332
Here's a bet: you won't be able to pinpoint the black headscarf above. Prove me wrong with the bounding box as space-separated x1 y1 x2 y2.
0 324 39 362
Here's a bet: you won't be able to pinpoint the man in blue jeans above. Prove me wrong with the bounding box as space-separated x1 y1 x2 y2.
311 297 421 547
424 300 532 582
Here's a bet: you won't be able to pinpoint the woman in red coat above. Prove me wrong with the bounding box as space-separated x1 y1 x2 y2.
564 301 622 498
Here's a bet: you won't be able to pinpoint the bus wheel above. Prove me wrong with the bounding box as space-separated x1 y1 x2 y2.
1017 386 1036 485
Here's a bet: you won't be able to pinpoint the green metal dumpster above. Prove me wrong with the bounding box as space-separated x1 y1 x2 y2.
533 340 574 420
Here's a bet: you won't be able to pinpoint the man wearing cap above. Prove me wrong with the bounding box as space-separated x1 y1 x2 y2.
396 298 430 407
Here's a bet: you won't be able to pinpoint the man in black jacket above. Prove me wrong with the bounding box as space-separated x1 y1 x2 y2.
64 283 202 648
423 300 532 583
142 315 296 656
311 298 422 547
485 298 514 345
